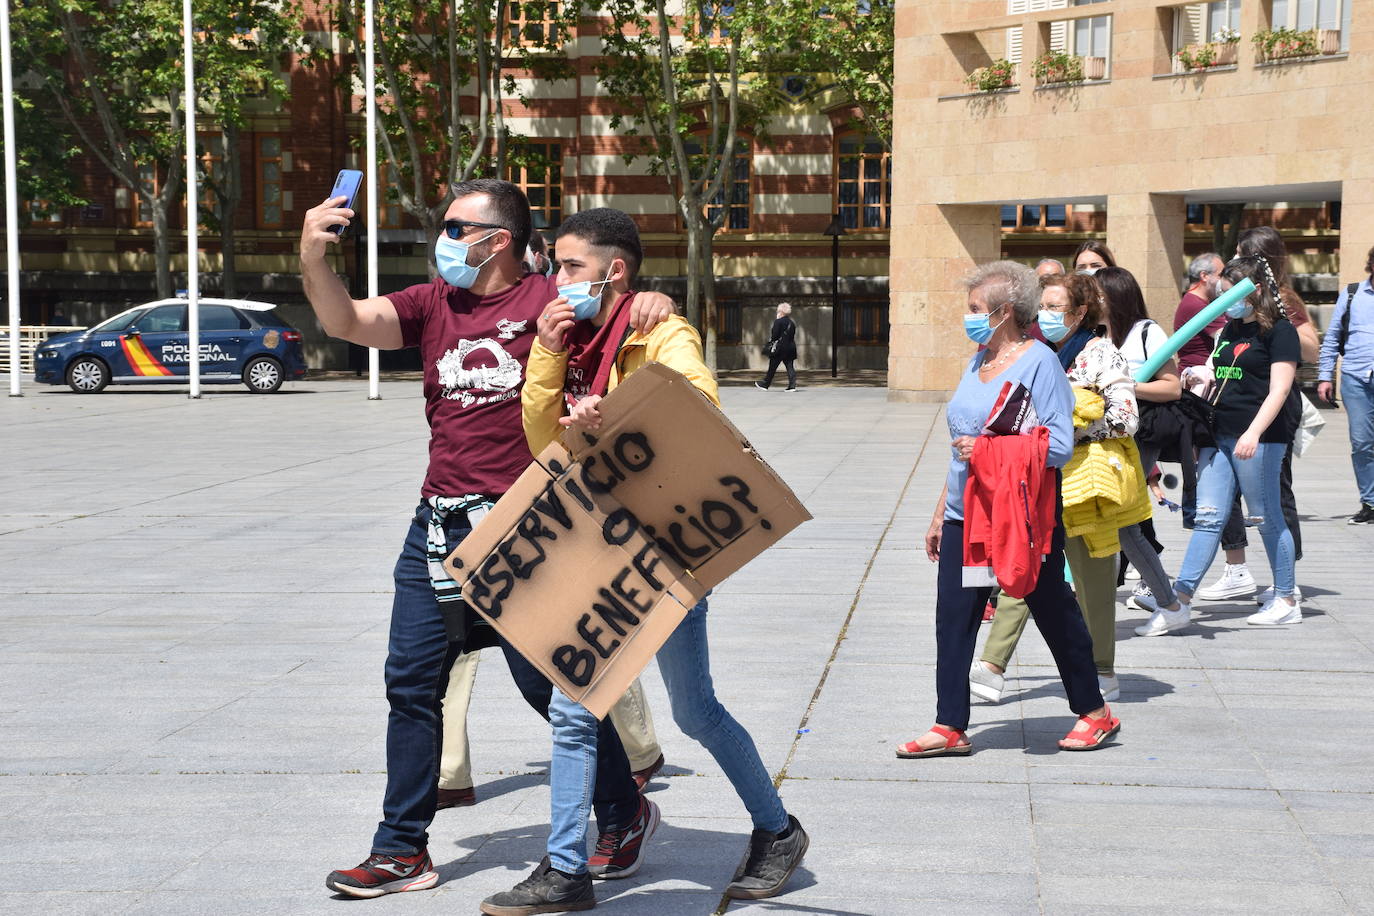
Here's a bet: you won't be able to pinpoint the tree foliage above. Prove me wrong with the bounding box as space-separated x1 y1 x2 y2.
335 0 578 267
594 0 791 361
782 0 893 150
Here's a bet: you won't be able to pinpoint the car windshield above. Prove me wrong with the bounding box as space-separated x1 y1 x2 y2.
90 310 144 333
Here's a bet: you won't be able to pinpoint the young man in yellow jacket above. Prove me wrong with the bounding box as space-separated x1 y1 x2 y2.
480 208 808 915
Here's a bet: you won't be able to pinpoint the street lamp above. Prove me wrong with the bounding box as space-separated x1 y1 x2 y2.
822 213 847 378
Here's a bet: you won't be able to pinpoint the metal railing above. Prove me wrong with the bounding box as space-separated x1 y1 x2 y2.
0 326 86 374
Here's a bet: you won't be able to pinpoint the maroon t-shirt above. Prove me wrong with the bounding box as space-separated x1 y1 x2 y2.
388 274 558 498
1174 291 1227 371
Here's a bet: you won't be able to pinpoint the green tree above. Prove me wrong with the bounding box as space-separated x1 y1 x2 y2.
15 0 188 298
595 0 789 364
0 97 86 227
194 0 314 297
334 0 577 270
791 0 894 150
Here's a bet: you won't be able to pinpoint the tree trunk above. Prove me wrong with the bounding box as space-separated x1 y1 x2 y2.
219 122 242 298
681 206 702 331
151 200 173 299
700 228 718 371
422 206 443 280
1212 203 1245 262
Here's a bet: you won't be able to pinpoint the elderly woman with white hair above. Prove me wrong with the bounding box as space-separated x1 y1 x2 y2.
896 260 1118 759
756 302 798 391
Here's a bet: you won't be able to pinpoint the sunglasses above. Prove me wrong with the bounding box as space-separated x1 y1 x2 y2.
442 219 506 240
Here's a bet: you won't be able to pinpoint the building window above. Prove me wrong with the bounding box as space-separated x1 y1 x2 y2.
133 162 159 228
507 141 563 229
1000 203 1072 230
506 0 565 46
257 135 283 229
26 199 62 227
1072 12 1111 61
1186 203 1212 226
379 163 405 229
835 133 890 231
1271 0 1343 31
198 134 224 229
840 300 890 345
705 2 734 40
716 300 742 344
683 137 751 231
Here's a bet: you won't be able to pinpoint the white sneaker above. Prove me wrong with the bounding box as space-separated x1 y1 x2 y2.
1124 566 1141 581
1134 600 1191 637
1247 596 1303 626
1098 674 1120 702
969 660 1004 703
1255 585 1303 605
1125 583 1153 611
1194 564 1257 601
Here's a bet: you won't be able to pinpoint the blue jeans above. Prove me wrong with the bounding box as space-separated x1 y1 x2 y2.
1341 371 1374 506
1174 439 1296 600
372 505 638 856
545 597 788 873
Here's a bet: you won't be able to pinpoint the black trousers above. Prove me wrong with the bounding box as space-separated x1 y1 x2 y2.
934 517 1101 731
762 355 796 389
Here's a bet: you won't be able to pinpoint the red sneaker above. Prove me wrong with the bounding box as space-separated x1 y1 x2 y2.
326 849 438 898
981 600 996 623
588 797 660 879
631 753 664 793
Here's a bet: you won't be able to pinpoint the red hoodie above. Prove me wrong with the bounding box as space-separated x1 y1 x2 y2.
962 427 1057 599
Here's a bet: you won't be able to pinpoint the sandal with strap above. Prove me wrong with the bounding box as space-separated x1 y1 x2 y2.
1057 706 1121 751
895 725 971 759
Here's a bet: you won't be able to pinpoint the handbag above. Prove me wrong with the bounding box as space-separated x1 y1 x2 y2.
762 338 777 356
1293 392 1326 457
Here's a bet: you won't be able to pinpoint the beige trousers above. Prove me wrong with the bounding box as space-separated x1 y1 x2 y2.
438 650 663 789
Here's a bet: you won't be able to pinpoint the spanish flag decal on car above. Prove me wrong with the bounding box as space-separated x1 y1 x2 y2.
120 335 174 376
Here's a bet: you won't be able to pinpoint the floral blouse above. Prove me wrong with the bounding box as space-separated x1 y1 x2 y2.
1065 336 1139 444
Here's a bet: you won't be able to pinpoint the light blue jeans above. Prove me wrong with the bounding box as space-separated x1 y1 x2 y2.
1340 371 1374 506
1174 437 1296 600
545 597 789 873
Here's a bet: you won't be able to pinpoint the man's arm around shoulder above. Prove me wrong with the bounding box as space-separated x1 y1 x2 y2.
300 196 405 350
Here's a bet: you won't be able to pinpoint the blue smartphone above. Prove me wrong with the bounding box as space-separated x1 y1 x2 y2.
328 169 364 235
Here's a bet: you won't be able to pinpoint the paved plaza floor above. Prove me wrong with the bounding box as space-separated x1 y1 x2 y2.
3 379 1372 915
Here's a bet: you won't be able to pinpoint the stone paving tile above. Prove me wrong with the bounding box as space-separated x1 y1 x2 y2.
4 383 1372 914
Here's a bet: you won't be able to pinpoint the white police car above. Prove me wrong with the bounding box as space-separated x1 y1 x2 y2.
34 298 308 394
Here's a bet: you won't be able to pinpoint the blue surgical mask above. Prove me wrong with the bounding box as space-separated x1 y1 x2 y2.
1037 310 1071 343
435 231 499 289
1226 300 1254 320
964 306 1005 345
558 266 616 320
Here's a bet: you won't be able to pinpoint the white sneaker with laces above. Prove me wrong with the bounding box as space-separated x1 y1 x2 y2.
1247 596 1302 626
1195 564 1256 601
1125 583 1153 611
969 660 1004 703
1133 600 1191 637
1098 674 1120 702
1255 585 1302 605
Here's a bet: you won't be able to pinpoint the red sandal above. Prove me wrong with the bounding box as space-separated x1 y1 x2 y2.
1057 706 1121 751
895 725 971 759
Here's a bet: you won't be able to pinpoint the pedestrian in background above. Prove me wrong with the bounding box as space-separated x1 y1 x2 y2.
1317 244 1374 524
756 302 798 391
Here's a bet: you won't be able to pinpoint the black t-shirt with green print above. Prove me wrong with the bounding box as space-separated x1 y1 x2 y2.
1210 317 1301 443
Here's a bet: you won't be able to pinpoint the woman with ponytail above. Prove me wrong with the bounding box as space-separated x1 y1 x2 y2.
1145 256 1304 631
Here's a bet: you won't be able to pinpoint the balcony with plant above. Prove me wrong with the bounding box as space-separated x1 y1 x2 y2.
965 58 1016 92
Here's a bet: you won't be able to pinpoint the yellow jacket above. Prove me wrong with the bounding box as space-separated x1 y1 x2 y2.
523 313 720 456
1061 391 1153 557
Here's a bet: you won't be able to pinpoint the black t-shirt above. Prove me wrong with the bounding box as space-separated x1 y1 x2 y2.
1211 317 1301 443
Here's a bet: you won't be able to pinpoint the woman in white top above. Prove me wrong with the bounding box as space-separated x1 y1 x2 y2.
1095 267 1192 635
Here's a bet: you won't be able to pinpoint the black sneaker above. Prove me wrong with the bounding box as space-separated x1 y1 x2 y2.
479 857 595 915
1350 504 1374 525
724 815 809 900
588 796 660 879
326 849 438 898
754 382 769 390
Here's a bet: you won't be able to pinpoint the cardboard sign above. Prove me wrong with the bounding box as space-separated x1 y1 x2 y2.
445 362 811 718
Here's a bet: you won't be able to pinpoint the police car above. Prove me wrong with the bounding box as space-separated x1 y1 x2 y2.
34 298 308 394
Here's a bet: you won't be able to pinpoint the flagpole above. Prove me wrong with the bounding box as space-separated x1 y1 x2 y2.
365 0 380 400
183 0 201 398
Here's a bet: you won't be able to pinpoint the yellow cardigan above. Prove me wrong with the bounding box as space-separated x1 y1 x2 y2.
522 313 720 456
1061 390 1153 557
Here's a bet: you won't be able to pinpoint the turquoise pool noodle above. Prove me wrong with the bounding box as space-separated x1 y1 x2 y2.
1132 277 1257 383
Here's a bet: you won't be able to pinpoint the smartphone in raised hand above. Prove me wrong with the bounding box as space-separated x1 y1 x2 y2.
327 169 364 236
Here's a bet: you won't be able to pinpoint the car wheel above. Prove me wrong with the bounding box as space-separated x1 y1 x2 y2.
66 356 110 393
242 355 283 393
